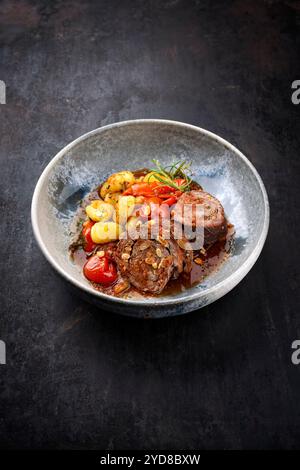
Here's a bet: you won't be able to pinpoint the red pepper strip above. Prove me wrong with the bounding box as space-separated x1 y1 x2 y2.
173 178 186 187
163 196 177 206
158 194 175 199
123 187 133 195
153 185 175 195
158 190 182 199
82 220 96 252
158 204 171 218
124 182 183 199
144 196 162 205
124 182 159 197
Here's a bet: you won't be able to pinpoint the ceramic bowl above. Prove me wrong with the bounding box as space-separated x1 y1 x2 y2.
31 119 269 318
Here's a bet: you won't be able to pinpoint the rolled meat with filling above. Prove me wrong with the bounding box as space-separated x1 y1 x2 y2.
173 190 227 245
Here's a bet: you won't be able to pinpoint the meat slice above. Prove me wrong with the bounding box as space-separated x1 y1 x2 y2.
173 190 227 245
115 239 174 294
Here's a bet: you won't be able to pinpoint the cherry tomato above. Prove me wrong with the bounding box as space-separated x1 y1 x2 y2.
82 220 96 252
83 254 118 285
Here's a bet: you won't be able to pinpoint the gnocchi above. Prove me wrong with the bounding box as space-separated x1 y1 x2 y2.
91 221 121 244
104 192 122 206
85 200 114 222
100 171 135 199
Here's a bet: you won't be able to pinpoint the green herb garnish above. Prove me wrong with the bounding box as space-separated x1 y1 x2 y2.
148 159 192 191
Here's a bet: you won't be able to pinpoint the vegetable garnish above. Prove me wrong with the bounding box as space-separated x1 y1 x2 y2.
123 181 182 204
69 160 233 298
123 181 159 197
83 253 117 285
146 159 192 192
82 220 96 252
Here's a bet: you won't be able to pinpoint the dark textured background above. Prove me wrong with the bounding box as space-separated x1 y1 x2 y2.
0 0 300 450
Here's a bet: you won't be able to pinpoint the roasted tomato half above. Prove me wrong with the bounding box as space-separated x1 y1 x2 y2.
83 253 118 285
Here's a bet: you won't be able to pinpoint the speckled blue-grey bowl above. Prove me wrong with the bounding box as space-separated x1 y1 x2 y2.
31 119 269 318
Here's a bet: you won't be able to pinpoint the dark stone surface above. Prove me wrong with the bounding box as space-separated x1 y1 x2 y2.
0 0 300 449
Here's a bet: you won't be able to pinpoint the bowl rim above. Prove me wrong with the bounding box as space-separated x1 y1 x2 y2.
31 119 270 307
